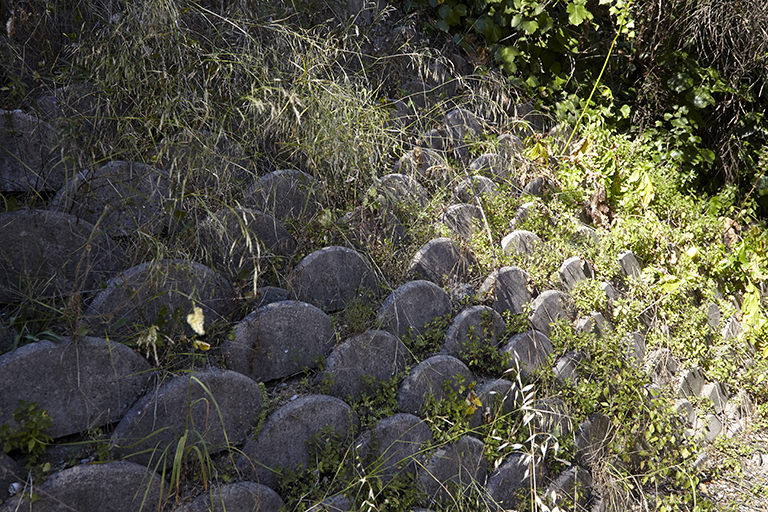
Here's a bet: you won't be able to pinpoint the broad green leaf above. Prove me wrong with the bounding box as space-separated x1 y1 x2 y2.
567 2 592 25
667 72 693 93
692 88 715 108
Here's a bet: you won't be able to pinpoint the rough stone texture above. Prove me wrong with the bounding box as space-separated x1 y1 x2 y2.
574 413 611 468
618 250 642 278
0 337 152 439
509 202 536 229
290 246 378 312
237 394 357 490
601 282 618 304
316 330 409 402
501 230 542 256
497 133 525 160
37 82 102 129
453 175 498 203
645 348 679 387
523 177 554 197
545 466 592 510
722 317 744 340
377 280 452 338
408 237 471 285
478 266 534 316
573 225 599 246
624 331 646 363
548 123 574 154
725 389 753 421
0 209 120 303
554 350 588 384
486 452 544 509
0 321 15 355
84 259 235 341
0 452 21 505
197 207 297 278
224 300 334 383
0 461 164 512
347 0 388 24
676 367 705 398
701 382 729 414
246 169 319 222
398 355 474 416
695 413 723 442
706 302 722 330
575 312 613 339
532 398 573 438
420 128 449 152
675 399 696 425
443 305 506 358
374 173 428 210
511 103 547 134
469 153 508 179
176 481 285 512
338 206 407 251
501 330 553 378
418 436 487 503
445 108 482 163
440 204 482 240
469 379 522 429
254 286 290 308
49 160 172 237
559 256 594 290
394 148 451 186
306 494 352 512
356 413 433 482
0 110 74 192
528 290 576 338
111 369 262 467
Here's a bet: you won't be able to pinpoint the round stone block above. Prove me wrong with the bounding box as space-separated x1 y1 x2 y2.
84 259 235 341
408 237 472 285
316 330 409 402
0 110 75 192
290 246 378 312
0 337 153 439
376 280 451 338
245 169 319 221
111 369 263 467
478 266 534 317
177 482 285 512
224 300 334 382
356 413 433 483
237 394 357 490
197 207 296 278
0 210 120 303
0 461 164 512
50 160 172 237
418 435 487 503
443 305 506 358
397 355 474 416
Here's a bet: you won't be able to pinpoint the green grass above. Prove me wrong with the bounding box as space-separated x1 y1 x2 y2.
2 0 768 511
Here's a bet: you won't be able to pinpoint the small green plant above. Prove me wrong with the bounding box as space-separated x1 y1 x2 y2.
0 400 53 469
400 313 451 361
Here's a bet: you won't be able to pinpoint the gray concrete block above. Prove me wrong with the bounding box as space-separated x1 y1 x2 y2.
237 394 357 490
111 368 262 467
377 280 451 338
0 337 152 439
316 329 409 402
443 305 506 359
225 300 334 383
478 266 534 317
397 355 474 416
0 210 120 303
290 246 379 312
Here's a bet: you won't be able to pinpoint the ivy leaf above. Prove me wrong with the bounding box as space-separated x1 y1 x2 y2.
567 2 593 25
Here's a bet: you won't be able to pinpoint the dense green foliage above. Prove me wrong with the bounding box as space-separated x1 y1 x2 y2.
407 0 768 215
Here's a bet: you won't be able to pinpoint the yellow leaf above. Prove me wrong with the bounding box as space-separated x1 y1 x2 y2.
186 306 205 336
193 339 211 351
